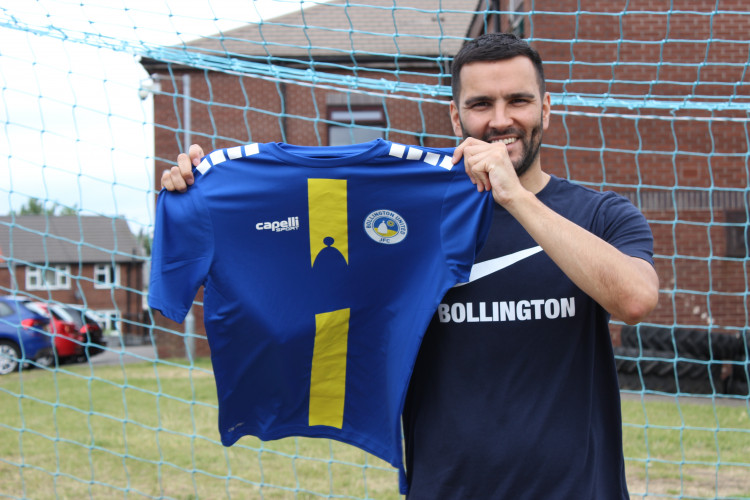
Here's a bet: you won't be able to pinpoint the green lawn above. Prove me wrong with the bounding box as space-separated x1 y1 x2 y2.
621 393 750 499
0 359 748 499
0 359 399 500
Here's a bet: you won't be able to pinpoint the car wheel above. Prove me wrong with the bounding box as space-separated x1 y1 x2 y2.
0 340 21 375
36 354 54 368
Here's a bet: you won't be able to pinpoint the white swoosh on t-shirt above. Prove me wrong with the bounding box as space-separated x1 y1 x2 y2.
454 246 543 287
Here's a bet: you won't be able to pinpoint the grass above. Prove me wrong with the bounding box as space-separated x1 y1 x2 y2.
0 358 398 500
0 358 748 499
621 393 750 499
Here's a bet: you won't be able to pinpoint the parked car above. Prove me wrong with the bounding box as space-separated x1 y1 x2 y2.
0 296 54 375
28 302 85 363
59 305 106 358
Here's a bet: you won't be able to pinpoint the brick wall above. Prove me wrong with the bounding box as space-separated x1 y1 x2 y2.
150 1 749 357
0 263 145 335
151 69 455 187
531 0 749 334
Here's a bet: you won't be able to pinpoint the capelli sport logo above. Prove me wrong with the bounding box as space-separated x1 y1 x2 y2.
364 209 407 244
256 216 300 232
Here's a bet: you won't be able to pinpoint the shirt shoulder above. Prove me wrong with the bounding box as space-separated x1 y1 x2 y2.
541 176 653 262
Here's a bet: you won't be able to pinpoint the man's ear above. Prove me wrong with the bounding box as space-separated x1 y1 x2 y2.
449 100 462 137
541 92 552 131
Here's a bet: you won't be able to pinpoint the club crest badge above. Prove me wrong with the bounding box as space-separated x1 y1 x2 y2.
364 209 407 244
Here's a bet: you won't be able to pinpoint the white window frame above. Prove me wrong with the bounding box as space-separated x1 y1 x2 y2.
95 309 120 335
25 265 71 291
94 263 120 289
328 107 385 146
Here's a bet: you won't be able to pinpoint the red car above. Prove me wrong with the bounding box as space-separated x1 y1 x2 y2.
60 305 106 358
29 302 85 362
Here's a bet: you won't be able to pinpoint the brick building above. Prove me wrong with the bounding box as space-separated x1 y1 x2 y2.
142 0 749 359
0 215 147 338
531 0 750 336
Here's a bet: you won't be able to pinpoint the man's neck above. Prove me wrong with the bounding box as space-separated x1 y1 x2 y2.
519 165 550 194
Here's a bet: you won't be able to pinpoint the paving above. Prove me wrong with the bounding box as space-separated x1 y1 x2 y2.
87 340 159 366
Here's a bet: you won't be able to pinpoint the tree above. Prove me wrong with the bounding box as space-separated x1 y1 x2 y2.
18 198 45 215
12 198 78 216
137 228 152 257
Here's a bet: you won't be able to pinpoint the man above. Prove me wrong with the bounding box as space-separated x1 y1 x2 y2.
162 33 659 499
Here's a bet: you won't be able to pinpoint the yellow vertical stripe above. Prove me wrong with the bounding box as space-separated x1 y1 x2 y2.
309 308 350 428
308 178 348 266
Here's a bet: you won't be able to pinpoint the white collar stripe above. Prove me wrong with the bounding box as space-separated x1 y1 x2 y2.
406 147 423 160
197 159 211 174
424 152 439 166
209 150 226 166
439 156 454 170
244 143 260 156
226 146 243 159
389 143 406 158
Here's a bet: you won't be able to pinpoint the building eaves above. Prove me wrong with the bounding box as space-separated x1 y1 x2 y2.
169 0 476 64
0 216 144 266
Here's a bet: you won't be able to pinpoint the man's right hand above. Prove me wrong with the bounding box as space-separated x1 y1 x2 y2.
161 144 205 192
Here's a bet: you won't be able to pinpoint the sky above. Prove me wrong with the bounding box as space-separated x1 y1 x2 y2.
0 0 327 233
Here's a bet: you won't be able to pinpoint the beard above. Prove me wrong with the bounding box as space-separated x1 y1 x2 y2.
460 117 543 178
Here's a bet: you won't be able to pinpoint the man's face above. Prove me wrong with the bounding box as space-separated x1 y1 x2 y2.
450 56 551 177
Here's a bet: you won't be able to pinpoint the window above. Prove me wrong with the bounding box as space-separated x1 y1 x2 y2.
25 265 71 291
0 302 12 318
49 304 74 323
328 107 385 146
95 309 120 334
508 0 525 38
725 210 748 258
94 264 119 289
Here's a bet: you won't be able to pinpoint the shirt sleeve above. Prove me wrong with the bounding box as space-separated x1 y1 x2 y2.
148 185 214 323
598 193 654 265
440 163 494 282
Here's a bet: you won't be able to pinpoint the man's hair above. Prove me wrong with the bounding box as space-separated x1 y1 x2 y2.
451 32 546 102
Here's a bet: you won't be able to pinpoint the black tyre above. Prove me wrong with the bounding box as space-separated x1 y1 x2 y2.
0 340 21 375
621 325 743 361
615 346 724 395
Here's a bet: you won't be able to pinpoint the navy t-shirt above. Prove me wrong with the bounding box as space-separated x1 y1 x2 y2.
148 139 494 493
403 175 654 499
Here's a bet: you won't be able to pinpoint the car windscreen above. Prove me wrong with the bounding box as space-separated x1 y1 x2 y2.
24 302 48 317
49 304 75 323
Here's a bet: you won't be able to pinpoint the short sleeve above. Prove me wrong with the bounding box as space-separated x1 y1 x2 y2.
440 164 494 282
148 186 214 323
598 193 654 265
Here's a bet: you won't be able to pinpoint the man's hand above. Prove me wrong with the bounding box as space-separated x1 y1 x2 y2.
161 144 205 192
453 137 524 207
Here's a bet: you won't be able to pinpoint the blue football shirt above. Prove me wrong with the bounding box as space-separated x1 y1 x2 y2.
148 139 494 493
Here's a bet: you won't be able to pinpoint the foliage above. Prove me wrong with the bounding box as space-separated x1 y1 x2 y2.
11 198 78 216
